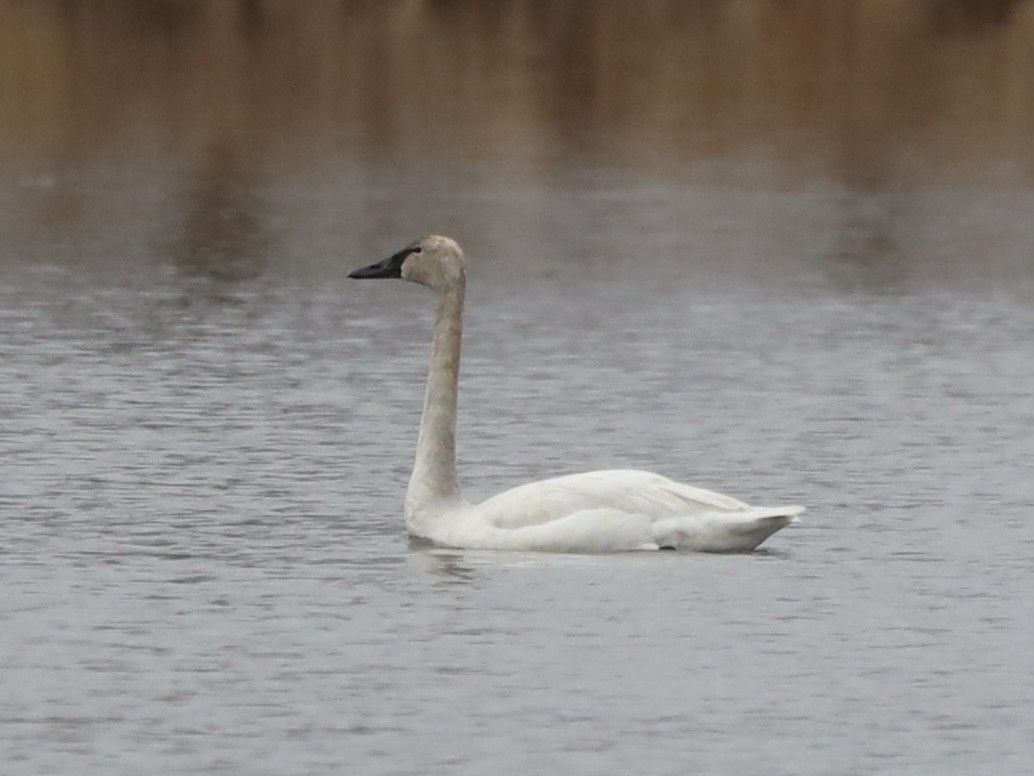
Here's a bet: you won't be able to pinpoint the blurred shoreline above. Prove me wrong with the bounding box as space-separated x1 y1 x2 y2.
1 0 1031 178
0 0 1031 284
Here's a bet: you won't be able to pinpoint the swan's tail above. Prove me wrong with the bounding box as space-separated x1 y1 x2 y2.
653 505 803 553
743 505 805 527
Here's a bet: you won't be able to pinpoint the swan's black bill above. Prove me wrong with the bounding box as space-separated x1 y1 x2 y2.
349 247 413 279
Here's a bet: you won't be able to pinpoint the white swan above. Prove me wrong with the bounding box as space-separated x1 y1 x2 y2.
350 235 803 553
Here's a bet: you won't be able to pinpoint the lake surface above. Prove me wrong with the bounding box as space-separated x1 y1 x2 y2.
2 2 1034 774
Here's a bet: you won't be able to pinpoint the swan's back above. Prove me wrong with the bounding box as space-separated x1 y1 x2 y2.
476 469 754 529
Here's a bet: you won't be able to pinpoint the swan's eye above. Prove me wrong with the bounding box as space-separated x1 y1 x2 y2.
411 246 423 254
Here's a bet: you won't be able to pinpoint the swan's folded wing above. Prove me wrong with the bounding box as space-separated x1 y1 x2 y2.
474 469 751 530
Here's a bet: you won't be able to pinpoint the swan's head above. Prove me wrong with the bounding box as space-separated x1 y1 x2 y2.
349 235 466 292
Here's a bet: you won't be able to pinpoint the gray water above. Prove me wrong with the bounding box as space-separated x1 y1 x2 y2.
3 2 1034 774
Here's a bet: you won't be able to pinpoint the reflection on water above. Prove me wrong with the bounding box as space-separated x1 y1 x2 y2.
169 142 271 281
829 185 910 293
0 0 1032 290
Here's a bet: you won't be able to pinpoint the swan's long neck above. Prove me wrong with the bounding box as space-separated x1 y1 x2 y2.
406 280 465 517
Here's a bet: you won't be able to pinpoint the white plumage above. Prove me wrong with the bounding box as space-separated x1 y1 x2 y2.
350 236 803 553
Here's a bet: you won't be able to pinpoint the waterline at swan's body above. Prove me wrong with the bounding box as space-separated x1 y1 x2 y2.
350 235 803 554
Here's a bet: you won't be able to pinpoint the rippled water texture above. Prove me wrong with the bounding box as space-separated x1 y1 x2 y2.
2 2 1034 774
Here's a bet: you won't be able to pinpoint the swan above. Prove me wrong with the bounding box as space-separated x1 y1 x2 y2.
349 235 803 552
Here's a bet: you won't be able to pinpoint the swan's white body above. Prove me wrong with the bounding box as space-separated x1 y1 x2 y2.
350 236 803 553
407 469 801 553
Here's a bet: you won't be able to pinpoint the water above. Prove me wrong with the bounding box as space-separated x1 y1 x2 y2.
3 2 1034 774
